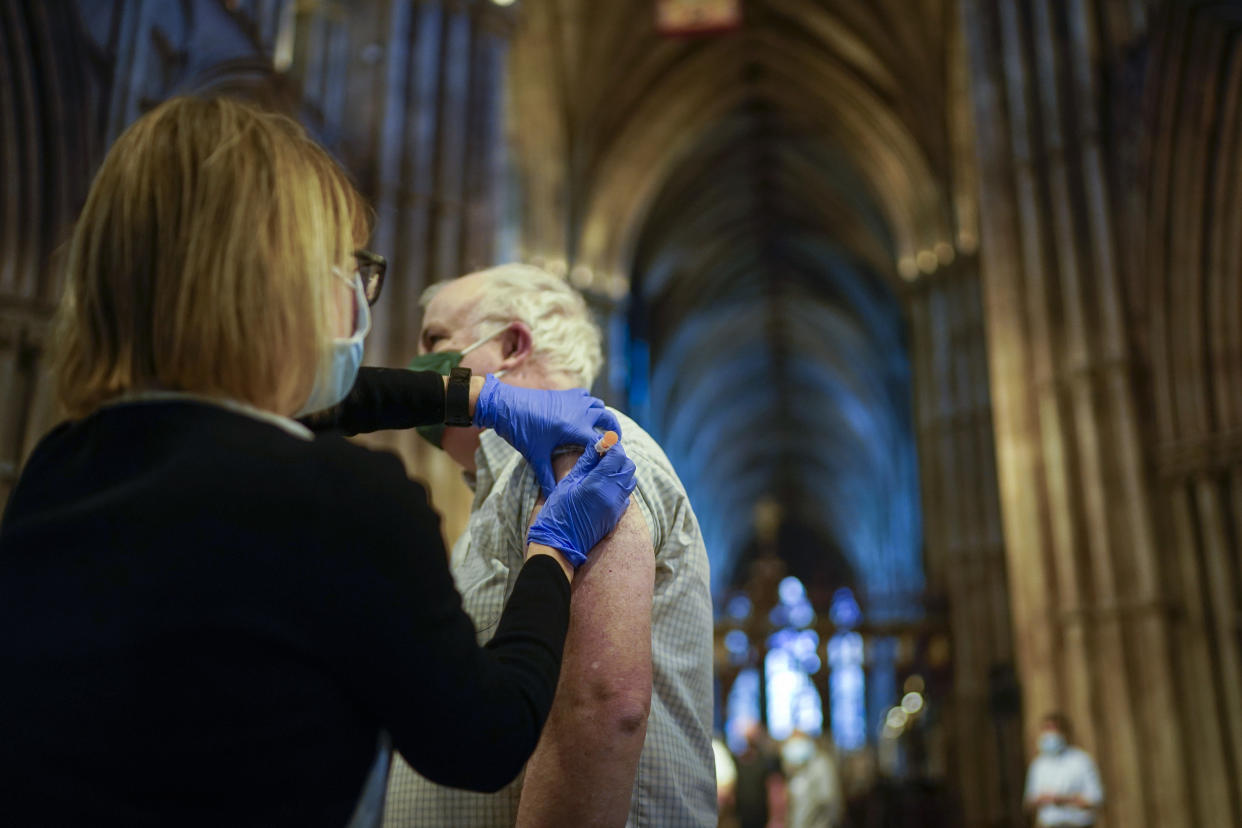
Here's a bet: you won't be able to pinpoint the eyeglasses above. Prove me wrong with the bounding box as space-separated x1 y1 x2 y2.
354 249 387 306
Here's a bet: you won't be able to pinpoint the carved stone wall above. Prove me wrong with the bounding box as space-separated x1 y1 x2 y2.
0 1 104 506
963 0 1242 825
1136 2 1242 823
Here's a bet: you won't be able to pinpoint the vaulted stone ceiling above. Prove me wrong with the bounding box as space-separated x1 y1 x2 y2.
510 0 976 609
628 108 921 611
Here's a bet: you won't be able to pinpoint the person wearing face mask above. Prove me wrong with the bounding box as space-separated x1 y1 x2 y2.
382 264 716 828
0 97 637 828
1022 713 1104 827
781 733 844 828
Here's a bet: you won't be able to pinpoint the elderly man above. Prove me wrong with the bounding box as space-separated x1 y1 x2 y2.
382 264 716 827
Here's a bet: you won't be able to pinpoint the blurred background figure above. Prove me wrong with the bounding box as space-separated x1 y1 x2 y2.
1023 713 1103 828
841 747 879 825
714 734 740 827
781 732 843 828
733 721 785 828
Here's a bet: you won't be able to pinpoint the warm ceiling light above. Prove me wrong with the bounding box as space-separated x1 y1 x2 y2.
491 0 516 5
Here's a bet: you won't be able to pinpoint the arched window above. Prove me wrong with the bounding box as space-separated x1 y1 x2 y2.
723 576 824 750
828 587 866 751
763 576 822 741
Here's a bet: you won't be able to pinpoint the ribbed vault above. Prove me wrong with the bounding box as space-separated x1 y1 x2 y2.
573 4 959 280
629 103 922 612
512 0 966 612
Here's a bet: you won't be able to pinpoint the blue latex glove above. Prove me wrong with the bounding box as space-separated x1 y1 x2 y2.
473 374 622 496
526 443 638 568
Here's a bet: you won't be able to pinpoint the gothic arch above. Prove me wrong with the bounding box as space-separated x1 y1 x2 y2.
0 1 102 500
1139 2 1242 822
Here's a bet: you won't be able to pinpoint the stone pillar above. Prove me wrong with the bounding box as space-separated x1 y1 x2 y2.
331 0 514 541
1134 3 1242 824
960 1 1191 826
908 257 1023 828
0 1 104 504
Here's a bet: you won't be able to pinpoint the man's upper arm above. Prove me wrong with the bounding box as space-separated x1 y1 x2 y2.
514 452 656 826
564 498 656 705
526 454 656 713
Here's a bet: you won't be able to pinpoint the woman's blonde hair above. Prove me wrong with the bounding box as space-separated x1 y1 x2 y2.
53 95 369 417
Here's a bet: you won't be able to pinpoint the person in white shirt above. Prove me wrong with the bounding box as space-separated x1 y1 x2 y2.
781 733 844 828
1023 712 1104 827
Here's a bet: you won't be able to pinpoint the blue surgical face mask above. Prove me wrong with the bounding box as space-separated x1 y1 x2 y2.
782 737 815 768
408 322 509 448
296 274 371 417
1038 732 1066 756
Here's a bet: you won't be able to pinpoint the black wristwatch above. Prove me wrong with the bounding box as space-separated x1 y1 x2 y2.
444 366 473 426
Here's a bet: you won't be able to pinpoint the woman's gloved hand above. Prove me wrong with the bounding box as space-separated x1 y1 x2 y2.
526 443 637 568
473 374 621 496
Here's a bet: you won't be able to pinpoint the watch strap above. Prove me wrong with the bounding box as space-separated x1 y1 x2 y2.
444 366 473 426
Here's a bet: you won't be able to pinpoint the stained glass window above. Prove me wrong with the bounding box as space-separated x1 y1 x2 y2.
828 588 866 750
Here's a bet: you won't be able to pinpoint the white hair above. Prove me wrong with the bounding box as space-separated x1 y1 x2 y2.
421 264 604 387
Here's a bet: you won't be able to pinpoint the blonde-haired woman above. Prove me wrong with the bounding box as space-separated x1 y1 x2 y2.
0 96 635 826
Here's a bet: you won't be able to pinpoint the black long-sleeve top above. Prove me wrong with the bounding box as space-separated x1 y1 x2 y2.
305 367 448 437
0 369 569 826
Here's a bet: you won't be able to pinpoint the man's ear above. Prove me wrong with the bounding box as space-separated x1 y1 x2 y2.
497 321 533 371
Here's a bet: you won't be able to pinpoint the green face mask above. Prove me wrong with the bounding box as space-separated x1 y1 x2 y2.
407 323 509 449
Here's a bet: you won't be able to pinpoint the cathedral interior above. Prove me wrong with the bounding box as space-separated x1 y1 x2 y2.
2 1 1241 826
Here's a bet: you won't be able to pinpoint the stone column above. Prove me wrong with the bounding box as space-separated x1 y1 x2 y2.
333 0 513 540
960 1 1191 826
0 1 102 504
1134 3 1242 824
908 257 1023 828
